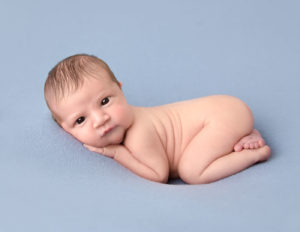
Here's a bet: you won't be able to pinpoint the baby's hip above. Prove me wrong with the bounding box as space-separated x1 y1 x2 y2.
186 95 254 138
204 96 254 138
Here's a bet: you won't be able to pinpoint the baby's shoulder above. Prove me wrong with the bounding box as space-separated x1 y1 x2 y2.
124 107 160 146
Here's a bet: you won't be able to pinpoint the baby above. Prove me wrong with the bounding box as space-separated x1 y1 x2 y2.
44 54 271 184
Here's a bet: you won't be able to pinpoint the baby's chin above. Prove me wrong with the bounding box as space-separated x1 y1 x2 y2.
90 131 125 148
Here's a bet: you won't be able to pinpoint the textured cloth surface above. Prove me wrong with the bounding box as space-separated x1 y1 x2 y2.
1 1 299 231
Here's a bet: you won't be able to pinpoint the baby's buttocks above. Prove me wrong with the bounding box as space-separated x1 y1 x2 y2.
146 95 253 175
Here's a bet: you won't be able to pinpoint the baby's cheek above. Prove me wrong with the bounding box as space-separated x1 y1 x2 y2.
114 105 129 119
72 130 91 144
72 132 85 143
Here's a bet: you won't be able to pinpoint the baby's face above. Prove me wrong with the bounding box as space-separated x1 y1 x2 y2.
51 75 134 148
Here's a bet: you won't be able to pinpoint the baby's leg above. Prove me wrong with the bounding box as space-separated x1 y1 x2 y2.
233 129 265 152
178 123 271 184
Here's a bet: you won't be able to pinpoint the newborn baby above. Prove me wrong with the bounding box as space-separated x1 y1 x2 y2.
44 54 271 184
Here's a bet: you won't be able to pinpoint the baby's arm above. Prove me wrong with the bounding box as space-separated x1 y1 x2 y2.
84 126 169 183
85 144 168 183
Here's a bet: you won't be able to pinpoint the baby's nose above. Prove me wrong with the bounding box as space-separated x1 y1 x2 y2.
92 112 110 128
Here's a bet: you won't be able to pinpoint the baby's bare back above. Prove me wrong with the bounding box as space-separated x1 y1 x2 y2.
128 95 253 177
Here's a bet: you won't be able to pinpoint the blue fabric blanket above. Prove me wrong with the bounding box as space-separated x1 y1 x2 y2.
1 1 299 231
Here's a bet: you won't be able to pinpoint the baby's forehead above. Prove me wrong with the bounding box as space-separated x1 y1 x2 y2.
55 74 113 100
49 76 114 117
63 74 109 96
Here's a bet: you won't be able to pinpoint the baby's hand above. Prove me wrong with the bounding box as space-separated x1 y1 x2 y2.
84 144 121 159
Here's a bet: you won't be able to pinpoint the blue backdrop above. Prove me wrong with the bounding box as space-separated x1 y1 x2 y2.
1 1 299 231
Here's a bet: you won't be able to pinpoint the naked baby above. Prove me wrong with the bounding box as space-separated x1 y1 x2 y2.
44 54 271 184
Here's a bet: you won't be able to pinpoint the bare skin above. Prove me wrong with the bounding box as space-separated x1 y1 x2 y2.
49 75 271 184
234 129 265 152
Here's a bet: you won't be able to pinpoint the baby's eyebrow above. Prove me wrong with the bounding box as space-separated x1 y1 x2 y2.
66 112 83 123
96 91 107 99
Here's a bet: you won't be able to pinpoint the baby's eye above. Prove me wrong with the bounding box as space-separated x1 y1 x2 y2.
101 97 110 106
75 116 85 125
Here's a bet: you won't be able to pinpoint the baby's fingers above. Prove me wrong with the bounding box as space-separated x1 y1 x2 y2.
83 144 103 154
83 144 114 158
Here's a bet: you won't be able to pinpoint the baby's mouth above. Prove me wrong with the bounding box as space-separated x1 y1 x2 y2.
100 126 116 137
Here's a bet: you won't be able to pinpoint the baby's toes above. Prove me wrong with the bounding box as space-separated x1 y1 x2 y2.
244 143 250 149
253 142 260 149
249 142 259 149
254 142 260 149
258 139 265 147
234 143 243 152
244 141 262 150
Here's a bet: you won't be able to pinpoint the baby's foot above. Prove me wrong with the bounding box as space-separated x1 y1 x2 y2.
258 145 271 162
234 129 265 152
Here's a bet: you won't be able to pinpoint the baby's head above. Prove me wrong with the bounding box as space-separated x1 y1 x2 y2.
44 54 120 119
44 54 134 147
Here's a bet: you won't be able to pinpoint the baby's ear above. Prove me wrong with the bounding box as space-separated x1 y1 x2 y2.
118 82 123 88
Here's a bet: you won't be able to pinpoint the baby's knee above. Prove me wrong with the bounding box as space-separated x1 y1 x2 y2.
178 159 209 185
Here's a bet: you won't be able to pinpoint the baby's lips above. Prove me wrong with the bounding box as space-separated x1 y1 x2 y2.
100 126 115 137
99 127 107 137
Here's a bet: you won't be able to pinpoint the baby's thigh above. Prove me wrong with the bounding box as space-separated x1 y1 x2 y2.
195 101 254 152
178 114 253 179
